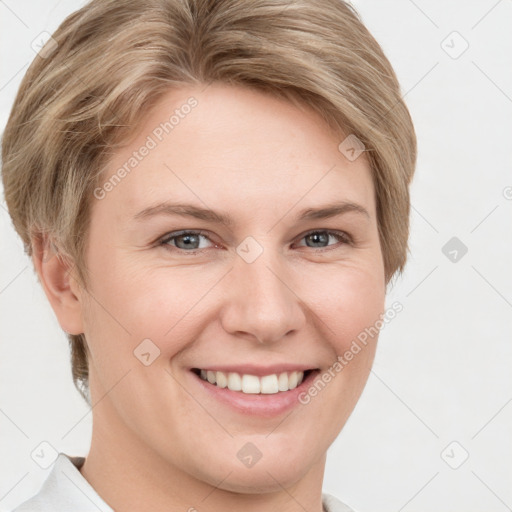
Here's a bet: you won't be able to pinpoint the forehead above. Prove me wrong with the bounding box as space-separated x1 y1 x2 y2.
95 83 375 223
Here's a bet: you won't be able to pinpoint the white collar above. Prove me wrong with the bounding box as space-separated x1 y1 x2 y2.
12 453 355 512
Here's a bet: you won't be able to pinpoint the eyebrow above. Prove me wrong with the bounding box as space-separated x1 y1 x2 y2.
133 200 370 226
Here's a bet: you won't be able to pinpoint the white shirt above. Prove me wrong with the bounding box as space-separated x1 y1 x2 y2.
10 453 356 512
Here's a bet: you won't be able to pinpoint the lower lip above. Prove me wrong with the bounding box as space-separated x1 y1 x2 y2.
188 370 320 418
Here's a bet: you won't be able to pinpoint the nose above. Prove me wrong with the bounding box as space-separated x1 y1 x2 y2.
219 246 306 344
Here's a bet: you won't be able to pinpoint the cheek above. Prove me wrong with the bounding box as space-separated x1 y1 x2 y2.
310 261 385 351
298 264 384 424
80 257 205 365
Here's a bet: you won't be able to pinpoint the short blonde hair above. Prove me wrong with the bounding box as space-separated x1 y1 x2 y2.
1 0 416 404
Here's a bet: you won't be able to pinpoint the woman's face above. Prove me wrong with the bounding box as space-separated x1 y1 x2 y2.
79 83 386 491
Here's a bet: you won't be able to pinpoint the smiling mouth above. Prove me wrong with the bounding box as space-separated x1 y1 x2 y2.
191 368 317 394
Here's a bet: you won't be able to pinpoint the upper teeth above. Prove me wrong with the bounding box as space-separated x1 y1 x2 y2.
199 370 305 394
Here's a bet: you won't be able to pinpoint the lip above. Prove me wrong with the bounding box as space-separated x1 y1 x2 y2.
187 367 320 418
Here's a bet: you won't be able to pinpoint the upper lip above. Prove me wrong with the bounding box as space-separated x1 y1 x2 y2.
191 364 318 377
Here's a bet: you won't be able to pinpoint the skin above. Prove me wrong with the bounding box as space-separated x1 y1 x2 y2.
35 83 386 512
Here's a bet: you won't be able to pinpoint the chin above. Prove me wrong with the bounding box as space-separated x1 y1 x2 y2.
204 461 313 495
184 435 324 494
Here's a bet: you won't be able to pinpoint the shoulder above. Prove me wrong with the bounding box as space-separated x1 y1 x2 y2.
322 492 358 512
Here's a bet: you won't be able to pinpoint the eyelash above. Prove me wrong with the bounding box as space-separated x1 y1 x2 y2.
158 229 352 254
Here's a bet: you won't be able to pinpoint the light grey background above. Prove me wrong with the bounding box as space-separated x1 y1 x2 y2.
1 1 511 511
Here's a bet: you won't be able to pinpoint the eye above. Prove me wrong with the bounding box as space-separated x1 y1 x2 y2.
160 230 215 252
158 229 351 254
294 230 352 250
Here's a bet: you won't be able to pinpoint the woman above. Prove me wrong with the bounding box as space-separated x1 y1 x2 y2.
1 0 416 510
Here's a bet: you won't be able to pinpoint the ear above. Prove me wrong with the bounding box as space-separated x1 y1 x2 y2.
31 235 84 335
